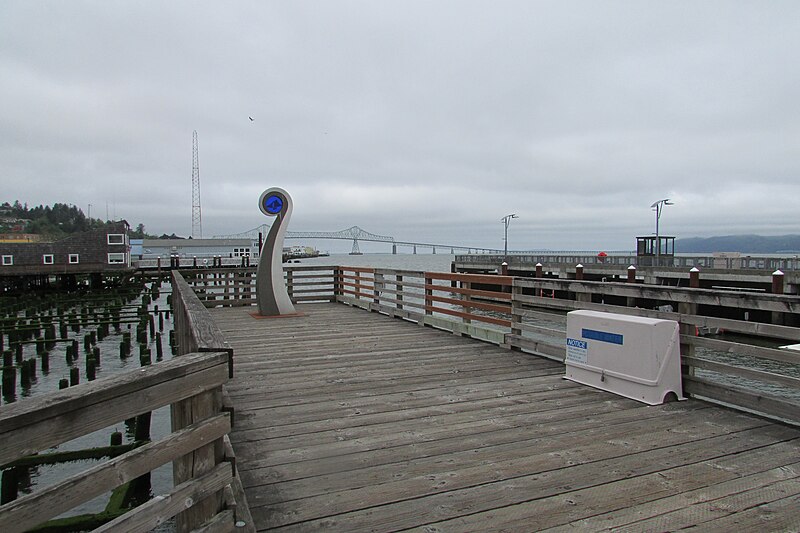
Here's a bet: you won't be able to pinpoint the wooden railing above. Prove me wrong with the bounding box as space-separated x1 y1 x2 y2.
179 265 800 426
0 352 232 533
455 252 800 271
181 265 335 307
0 271 254 533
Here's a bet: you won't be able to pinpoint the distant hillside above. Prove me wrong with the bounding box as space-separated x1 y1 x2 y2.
676 235 800 254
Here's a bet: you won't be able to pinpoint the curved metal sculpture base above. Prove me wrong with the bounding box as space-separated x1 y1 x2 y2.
255 187 297 317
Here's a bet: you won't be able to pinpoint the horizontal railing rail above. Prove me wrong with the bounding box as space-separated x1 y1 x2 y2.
180 265 336 307
455 253 800 271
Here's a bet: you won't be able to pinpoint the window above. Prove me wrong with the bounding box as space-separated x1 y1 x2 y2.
68 254 80 264
2 255 12 266
108 253 126 264
107 234 125 245
43 254 54 265
233 248 251 257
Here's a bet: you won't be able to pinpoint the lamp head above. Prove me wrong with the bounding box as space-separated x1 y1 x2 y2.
651 198 673 208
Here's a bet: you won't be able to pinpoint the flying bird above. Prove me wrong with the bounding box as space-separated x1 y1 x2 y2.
249 116 254 122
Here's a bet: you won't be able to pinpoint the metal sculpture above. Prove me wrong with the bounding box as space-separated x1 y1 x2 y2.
255 187 296 316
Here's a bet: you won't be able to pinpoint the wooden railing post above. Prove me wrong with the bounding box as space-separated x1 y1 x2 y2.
172 387 225 532
462 281 472 324
286 269 294 302
396 274 404 311
506 277 523 350
333 268 342 299
425 274 433 316
373 272 383 307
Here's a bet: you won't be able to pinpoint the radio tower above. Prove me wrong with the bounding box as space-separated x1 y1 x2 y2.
191 130 202 239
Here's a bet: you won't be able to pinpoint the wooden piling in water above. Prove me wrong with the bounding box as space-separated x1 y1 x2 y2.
1 467 19 504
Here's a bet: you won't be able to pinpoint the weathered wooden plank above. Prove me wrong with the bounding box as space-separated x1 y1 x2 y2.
427 448 800 532
227 470 257 533
233 388 630 455
426 282 514 301
94 463 233 533
233 387 610 445
178 388 225 531
678 492 800 532
514 277 800 313
229 366 562 409
233 386 604 463
425 305 511 327
684 376 800 425
505 334 566 361
173 271 232 352
683 335 800 364
611 476 800 532
190 509 236 533
0 354 229 466
233 380 593 435
257 424 795 530
684 355 800 388
427 271 513 286
0 351 226 434
242 403 713 507
426 292 512 314
229 353 548 387
0 414 230 533
515 291 800 343
515 321 565 338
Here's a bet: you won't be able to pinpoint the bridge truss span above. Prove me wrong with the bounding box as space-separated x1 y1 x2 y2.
214 225 501 255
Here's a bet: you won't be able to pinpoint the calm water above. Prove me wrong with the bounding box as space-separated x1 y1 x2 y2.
297 252 456 272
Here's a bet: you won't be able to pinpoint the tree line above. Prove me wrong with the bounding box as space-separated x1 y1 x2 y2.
0 201 183 240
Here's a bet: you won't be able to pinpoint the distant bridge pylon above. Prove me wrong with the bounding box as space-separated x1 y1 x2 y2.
214 225 501 255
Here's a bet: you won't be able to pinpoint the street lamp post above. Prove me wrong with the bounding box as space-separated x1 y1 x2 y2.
501 213 518 260
651 198 673 264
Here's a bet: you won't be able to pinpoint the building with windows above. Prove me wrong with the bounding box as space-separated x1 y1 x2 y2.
0 222 132 287
134 238 261 260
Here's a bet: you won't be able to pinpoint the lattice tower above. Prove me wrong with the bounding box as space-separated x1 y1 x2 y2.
191 130 202 238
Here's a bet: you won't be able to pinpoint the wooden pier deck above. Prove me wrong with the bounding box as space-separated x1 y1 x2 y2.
211 303 800 532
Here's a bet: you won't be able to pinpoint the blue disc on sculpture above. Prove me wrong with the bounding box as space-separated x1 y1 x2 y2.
256 187 296 316
259 189 287 217
264 194 283 215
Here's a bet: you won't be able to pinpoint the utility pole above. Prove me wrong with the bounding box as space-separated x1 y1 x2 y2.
651 198 673 264
191 130 202 239
501 214 518 260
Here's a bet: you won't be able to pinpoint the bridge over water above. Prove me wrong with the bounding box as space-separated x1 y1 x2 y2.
215 225 503 255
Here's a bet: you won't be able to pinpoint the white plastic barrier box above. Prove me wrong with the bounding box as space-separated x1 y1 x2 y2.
565 310 685 405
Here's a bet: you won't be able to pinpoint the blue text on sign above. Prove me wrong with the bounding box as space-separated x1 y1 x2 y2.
581 328 623 345
566 338 588 349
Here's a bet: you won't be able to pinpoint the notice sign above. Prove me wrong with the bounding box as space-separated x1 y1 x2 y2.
566 338 588 364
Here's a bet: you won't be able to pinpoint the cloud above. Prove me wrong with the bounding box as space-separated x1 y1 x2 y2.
1 1 799 250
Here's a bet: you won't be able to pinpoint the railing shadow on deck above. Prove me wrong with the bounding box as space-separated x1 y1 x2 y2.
0 270 255 533
181 264 800 428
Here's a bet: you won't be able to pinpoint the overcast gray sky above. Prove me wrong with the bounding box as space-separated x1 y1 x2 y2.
1 1 798 252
